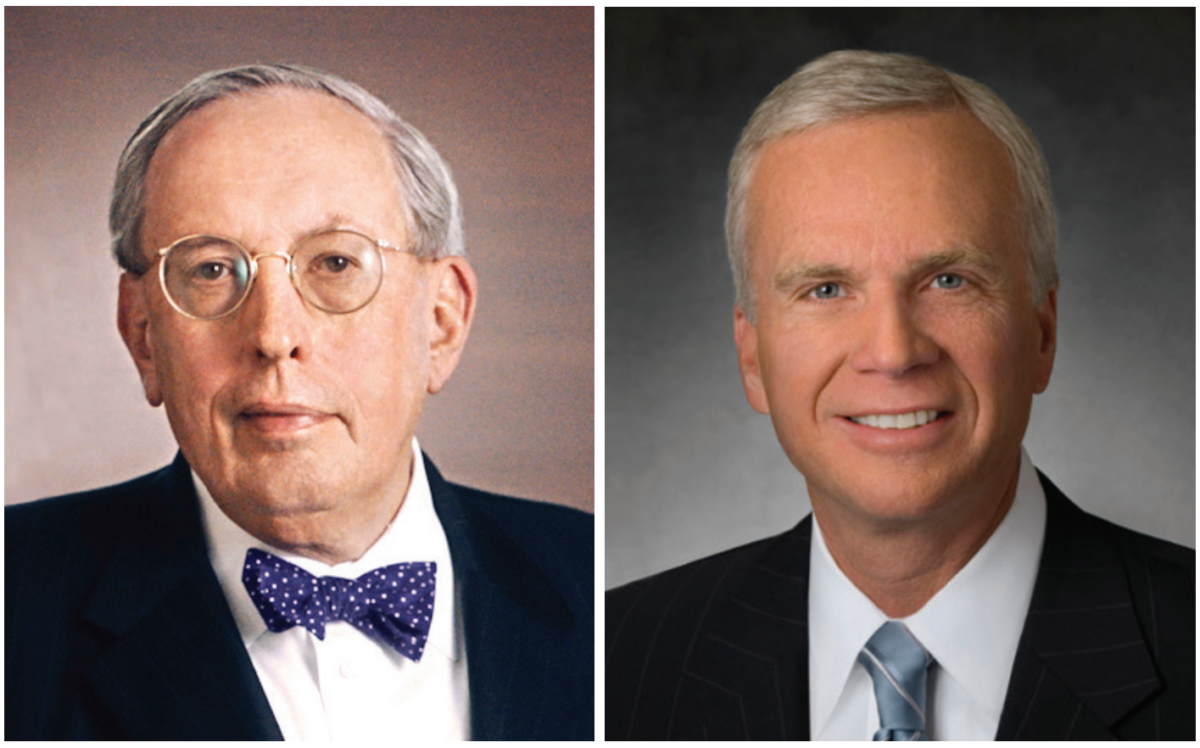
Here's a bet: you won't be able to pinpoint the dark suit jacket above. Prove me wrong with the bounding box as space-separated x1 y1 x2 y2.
6 452 593 740
606 473 1194 740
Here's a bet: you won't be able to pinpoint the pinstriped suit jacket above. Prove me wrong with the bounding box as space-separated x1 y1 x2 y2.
606 472 1194 740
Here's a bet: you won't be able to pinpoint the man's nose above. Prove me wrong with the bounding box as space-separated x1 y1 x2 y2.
240 253 311 362
848 291 939 377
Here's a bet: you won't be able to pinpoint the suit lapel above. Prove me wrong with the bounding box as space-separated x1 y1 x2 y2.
426 457 584 740
81 455 282 740
677 519 812 740
995 474 1160 740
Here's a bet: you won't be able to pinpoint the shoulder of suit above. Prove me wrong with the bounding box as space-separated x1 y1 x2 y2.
421 452 591 533
6 464 176 557
1042 473 1195 574
439 478 593 562
1040 470 1194 585
1097 515 1194 571
444 478 592 525
606 520 807 633
604 520 809 742
1085 509 1195 593
5 464 184 642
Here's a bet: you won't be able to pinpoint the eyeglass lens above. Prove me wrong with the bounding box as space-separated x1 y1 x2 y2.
161 231 385 319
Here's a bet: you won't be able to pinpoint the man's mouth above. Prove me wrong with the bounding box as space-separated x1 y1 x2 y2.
241 404 327 418
847 410 944 430
238 403 336 435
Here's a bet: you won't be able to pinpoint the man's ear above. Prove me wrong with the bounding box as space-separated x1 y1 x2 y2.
1032 286 1057 394
117 272 163 407
733 304 770 414
426 256 477 395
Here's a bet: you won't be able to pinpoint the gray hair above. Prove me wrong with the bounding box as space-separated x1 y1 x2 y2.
110 63 463 274
726 50 1058 320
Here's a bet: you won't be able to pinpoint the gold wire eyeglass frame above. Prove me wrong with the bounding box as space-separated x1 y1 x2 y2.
154 229 411 320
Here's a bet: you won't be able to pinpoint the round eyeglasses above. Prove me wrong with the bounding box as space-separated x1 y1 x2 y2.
155 229 412 320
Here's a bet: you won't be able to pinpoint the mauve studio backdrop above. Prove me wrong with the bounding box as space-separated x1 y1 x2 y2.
6 8 593 511
606 8 1194 587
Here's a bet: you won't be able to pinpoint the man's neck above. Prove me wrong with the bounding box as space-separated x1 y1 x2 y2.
812 462 1021 618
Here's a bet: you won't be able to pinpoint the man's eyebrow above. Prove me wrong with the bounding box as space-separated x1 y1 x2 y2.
913 246 1003 275
772 262 851 293
300 213 368 238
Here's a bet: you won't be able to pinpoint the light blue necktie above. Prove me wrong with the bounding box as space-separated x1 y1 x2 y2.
858 621 933 741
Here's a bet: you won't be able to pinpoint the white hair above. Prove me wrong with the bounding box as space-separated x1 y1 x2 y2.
726 50 1058 320
110 63 463 273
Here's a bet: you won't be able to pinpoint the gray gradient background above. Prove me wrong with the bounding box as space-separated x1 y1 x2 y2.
606 8 1195 587
6 8 593 512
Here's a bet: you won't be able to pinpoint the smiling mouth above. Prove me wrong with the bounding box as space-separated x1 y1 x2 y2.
847 410 945 430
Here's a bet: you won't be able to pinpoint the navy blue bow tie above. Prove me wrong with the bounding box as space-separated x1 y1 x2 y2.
241 548 436 662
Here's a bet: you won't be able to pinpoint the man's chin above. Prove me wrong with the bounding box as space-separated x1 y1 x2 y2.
192 445 339 509
213 473 332 514
803 463 976 528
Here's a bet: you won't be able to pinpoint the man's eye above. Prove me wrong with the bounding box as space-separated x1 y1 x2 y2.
312 253 359 275
932 273 964 290
194 262 231 281
810 282 843 300
323 255 351 273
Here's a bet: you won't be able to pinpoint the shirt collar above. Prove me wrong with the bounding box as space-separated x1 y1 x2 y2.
196 437 460 662
809 446 1046 736
905 447 1045 720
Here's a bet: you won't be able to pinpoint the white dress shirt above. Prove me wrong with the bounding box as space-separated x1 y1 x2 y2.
196 437 470 741
809 447 1046 740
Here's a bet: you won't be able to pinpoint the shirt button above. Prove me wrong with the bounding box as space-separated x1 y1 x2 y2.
339 660 359 679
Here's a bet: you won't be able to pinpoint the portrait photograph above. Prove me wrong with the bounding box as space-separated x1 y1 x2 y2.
6 6 593 740
605 8 1193 741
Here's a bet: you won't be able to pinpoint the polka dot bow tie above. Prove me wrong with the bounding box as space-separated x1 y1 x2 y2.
242 548 436 662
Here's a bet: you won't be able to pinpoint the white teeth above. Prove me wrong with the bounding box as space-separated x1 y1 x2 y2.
850 410 940 430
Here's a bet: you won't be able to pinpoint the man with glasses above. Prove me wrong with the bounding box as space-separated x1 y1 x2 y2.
6 64 592 740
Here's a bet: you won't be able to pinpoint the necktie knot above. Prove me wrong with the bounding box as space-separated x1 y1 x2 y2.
317 576 355 619
241 548 436 661
858 621 933 741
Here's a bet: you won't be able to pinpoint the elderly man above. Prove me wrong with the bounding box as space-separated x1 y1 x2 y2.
606 51 1193 741
6 64 592 741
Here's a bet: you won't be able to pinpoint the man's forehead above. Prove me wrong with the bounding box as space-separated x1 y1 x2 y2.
140 87 404 245
149 88 388 176
752 109 1014 196
746 109 1020 267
